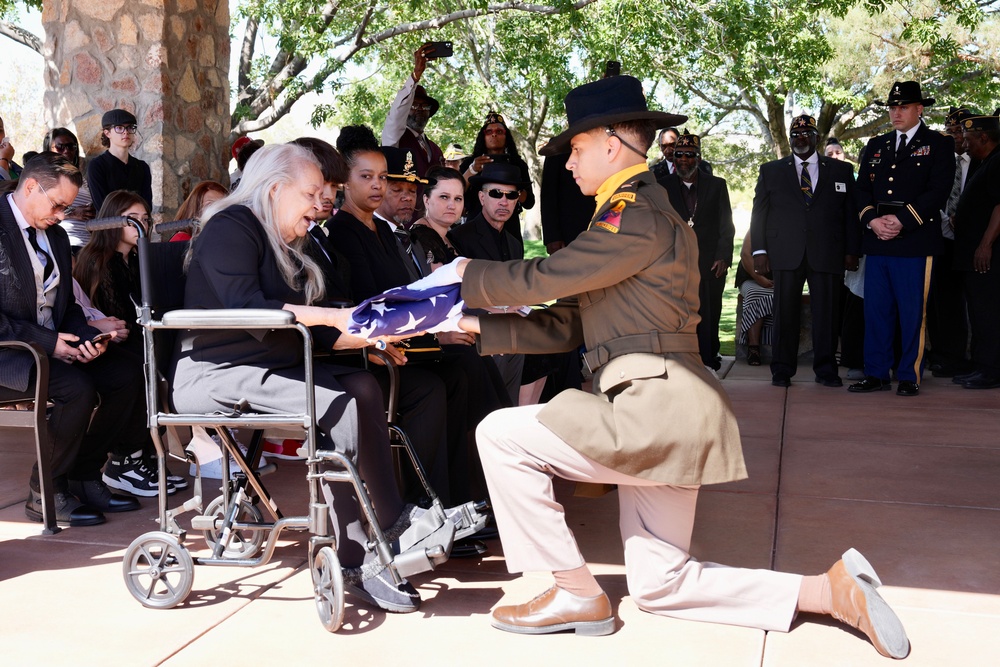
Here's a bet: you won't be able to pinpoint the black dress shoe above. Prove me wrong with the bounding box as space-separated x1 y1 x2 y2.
848 376 892 393
771 375 791 387
896 381 919 396
24 490 105 527
815 376 844 387
953 370 983 384
963 374 1000 389
68 479 140 513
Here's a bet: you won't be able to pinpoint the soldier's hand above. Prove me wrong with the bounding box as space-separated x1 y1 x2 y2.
545 241 565 255
753 254 770 277
845 254 859 272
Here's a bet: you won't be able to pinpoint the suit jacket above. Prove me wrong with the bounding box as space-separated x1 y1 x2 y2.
463 170 745 486
0 196 97 391
661 171 735 269
448 213 524 262
855 122 955 257
327 209 412 303
749 155 860 274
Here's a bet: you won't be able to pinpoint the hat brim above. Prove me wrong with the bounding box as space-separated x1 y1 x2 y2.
875 97 935 107
387 173 428 185
539 110 688 156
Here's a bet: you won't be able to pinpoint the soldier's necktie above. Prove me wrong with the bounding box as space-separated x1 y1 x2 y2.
897 133 907 158
26 228 53 281
800 162 813 203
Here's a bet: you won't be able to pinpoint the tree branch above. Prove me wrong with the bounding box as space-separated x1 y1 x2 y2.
0 20 41 53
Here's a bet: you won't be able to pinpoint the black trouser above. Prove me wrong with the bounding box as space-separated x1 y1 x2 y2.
964 269 1000 375
771 260 842 380
0 345 150 491
696 264 727 369
926 240 969 367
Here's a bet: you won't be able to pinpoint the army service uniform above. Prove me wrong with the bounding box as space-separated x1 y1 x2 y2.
462 165 803 631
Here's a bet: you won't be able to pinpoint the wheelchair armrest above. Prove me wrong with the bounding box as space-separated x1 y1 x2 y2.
161 308 295 328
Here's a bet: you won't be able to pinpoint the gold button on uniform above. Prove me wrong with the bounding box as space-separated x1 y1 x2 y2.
889 177 894 182
887 190 893 195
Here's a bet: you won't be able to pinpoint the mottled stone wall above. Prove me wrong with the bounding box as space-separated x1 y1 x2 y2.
41 0 230 216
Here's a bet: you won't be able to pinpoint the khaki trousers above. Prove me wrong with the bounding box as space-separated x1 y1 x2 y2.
477 404 802 632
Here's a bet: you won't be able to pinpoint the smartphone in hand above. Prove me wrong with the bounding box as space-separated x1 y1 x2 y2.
426 41 453 59
90 332 114 345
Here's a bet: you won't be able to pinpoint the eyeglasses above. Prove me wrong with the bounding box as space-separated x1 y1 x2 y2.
790 130 815 138
673 151 700 159
53 142 79 152
485 128 506 137
112 125 138 135
486 188 519 200
36 182 72 215
411 104 433 113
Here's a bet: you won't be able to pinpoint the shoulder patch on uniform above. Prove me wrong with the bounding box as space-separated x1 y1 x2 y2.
593 200 626 234
610 192 636 203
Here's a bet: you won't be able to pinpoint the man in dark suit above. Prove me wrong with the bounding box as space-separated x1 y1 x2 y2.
849 81 955 397
750 114 860 387
0 153 142 526
449 161 526 405
660 131 735 370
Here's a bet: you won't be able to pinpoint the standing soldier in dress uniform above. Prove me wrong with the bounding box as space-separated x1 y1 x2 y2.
848 81 955 397
452 75 909 660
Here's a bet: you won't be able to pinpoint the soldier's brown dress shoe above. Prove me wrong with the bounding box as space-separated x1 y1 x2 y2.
828 548 910 659
491 586 615 636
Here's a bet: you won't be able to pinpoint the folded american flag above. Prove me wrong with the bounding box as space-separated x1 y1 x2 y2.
347 260 466 337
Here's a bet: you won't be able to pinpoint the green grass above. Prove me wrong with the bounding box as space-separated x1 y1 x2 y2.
524 238 741 356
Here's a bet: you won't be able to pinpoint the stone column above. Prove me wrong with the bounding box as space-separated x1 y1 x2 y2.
41 0 230 217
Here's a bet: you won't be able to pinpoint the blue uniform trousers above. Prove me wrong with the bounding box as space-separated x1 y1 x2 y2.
863 254 933 383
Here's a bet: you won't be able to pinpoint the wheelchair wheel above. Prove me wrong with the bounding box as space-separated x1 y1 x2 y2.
122 531 194 609
202 495 265 559
312 546 345 632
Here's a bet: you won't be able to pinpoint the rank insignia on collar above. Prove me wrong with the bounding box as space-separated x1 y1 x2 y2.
593 200 626 234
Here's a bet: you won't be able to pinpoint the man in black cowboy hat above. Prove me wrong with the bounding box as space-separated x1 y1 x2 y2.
951 109 1000 388
458 110 535 243
926 106 977 377
449 75 909 659
449 161 528 403
659 130 735 370
849 81 955 397
750 114 860 388
382 43 445 216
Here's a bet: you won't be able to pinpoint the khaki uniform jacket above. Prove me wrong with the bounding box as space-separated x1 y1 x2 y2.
462 171 746 486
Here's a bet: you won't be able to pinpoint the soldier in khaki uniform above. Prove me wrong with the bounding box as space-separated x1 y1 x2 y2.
454 76 909 659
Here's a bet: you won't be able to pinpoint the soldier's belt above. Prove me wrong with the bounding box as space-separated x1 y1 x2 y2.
582 332 699 374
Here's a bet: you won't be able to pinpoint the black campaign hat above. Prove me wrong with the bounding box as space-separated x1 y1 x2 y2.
539 76 687 156
875 81 935 107
468 161 527 190
381 145 427 184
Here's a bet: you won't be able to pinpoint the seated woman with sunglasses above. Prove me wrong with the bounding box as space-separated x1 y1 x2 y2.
86 109 152 212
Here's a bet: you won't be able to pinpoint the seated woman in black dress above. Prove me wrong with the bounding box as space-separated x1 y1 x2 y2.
410 166 465 269
171 143 426 613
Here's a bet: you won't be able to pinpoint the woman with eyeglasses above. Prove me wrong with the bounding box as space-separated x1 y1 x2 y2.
457 111 534 244
86 109 153 213
44 128 97 249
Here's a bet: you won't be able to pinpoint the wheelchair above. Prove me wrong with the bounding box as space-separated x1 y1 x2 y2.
103 217 487 631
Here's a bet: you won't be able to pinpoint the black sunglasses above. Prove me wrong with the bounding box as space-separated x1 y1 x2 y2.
486 188 519 200
673 151 700 159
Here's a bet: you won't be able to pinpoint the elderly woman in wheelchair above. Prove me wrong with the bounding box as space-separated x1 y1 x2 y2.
162 143 484 618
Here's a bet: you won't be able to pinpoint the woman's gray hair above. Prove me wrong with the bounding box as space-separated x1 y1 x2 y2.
188 143 326 304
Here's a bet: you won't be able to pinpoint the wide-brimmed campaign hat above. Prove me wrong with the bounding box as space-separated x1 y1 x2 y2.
539 76 687 156
381 145 427 184
875 81 935 107
468 161 527 190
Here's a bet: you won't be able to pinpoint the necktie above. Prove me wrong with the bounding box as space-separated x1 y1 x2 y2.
308 225 332 263
394 227 423 279
26 228 53 281
897 133 907 157
800 161 813 203
945 155 965 231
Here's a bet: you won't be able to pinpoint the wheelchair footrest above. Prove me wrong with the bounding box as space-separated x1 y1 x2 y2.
391 526 451 579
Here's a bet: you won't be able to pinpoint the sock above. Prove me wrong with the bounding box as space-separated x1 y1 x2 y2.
553 565 603 598
797 574 832 614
